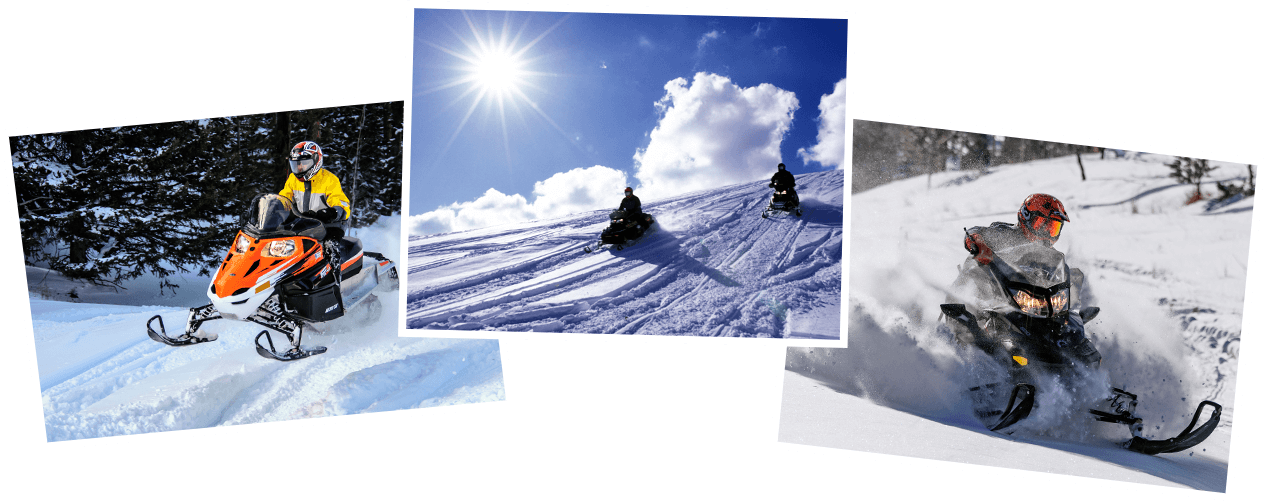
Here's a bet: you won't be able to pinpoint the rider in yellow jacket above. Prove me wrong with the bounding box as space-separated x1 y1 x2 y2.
279 141 351 224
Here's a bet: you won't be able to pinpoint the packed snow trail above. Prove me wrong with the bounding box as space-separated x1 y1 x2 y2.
407 170 844 338
783 154 1249 491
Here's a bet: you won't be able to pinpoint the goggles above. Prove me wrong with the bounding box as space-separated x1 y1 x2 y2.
1032 216 1063 238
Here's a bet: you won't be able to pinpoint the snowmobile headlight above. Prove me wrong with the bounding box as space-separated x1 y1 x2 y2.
1050 288 1069 313
234 234 251 254
1010 288 1048 316
262 239 296 258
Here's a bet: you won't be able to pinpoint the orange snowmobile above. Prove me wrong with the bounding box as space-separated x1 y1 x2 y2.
147 193 398 361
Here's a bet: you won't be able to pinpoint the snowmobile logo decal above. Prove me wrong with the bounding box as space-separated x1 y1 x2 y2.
325 304 337 313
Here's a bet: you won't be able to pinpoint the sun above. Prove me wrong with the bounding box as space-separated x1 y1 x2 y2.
418 12 573 169
471 49 524 94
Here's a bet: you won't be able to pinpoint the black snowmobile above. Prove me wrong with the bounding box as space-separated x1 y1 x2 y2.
583 209 655 253
940 240 1220 455
146 193 399 361
761 183 802 218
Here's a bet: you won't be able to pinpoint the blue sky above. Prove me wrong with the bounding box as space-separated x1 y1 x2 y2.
410 10 847 234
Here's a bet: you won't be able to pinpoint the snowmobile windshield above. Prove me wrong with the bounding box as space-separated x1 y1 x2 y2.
991 242 1068 289
245 194 297 234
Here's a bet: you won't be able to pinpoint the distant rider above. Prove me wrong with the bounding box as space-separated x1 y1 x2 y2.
770 163 798 202
617 187 647 230
963 193 1070 266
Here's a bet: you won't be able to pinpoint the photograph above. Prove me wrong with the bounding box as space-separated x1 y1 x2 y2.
780 119 1252 491
11 102 504 441
405 10 847 337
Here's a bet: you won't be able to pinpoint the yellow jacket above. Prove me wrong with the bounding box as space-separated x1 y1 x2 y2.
279 169 350 220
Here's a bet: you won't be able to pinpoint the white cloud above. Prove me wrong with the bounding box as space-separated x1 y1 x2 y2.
697 30 721 51
632 72 799 201
410 165 629 235
638 35 652 48
530 165 629 218
797 78 848 168
752 22 767 38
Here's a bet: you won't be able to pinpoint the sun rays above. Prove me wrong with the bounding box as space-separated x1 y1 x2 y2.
417 11 573 169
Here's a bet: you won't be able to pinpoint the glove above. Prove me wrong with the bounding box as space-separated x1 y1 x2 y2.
964 233 993 265
303 208 340 222
314 207 339 222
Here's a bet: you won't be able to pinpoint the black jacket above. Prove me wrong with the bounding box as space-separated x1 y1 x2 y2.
618 194 642 214
771 169 796 188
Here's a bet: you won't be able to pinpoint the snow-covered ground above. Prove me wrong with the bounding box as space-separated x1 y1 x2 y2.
407 170 844 338
781 154 1252 491
26 215 505 441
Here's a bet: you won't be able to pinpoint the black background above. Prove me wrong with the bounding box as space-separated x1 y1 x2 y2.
7 2 1255 495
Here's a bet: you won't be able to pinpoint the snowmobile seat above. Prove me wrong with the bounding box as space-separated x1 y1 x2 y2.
333 236 365 278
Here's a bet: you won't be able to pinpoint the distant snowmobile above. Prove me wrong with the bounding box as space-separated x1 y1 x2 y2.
761 185 802 218
584 209 656 253
146 193 399 361
940 240 1220 455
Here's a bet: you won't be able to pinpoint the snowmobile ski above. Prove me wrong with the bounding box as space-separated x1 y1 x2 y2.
146 304 220 346
1089 388 1222 455
254 329 327 361
970 382 1036 432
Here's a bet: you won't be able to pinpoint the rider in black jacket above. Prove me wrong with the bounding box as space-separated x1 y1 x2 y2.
769 163 799 206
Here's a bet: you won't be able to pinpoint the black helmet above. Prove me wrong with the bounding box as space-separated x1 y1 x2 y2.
777 163 786 170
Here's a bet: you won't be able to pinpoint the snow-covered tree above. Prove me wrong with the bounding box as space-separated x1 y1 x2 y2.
11 102 404 285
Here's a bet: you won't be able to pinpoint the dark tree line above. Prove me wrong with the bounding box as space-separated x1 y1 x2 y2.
9 101 403 286
851 120 1098 194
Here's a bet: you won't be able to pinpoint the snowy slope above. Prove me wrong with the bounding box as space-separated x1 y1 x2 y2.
28 216 506 441
782 154 1251 491
407 170 844 338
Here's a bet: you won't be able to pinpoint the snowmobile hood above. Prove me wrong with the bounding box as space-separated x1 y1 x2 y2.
990 242 1069 289
211 230 321 300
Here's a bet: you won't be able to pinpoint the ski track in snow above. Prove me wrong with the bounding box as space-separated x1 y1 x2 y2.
784 155 1249 491
406 171 844 338
33 291 505 442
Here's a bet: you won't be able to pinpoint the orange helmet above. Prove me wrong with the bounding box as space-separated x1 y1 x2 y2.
1018 193 1069 245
